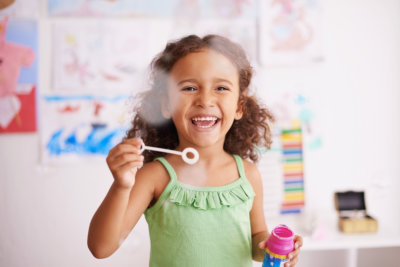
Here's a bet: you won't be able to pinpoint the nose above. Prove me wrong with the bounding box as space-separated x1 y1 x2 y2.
195 89 215 108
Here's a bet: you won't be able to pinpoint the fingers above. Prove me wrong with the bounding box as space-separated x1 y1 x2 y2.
122 137 143 147
105 138 145 189
286 235 303 266
287 249 300 266
107 138 144 173
284 256 298 267
258 239 267 249
107 138 143 163
294 235 303 248
117 159 144 174
109 153 144 171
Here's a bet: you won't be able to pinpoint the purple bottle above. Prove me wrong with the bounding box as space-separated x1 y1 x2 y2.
262 225 295 267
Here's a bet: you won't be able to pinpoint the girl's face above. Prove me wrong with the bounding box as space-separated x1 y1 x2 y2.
163 49 243 149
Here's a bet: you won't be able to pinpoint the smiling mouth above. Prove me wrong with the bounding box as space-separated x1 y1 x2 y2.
191 116 219 128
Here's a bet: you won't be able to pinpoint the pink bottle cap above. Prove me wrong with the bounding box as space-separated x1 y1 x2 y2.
266 224 295 256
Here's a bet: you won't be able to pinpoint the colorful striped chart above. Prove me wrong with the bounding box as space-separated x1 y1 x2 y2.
280 128 305 214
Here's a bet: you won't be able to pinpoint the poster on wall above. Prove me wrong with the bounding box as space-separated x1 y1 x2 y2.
257 88 322 218
0 17 37 133
52 20 165 93
280 127 305 214
259 0 324 66
48 0 257 19
258 125 306 217
40 94 132 164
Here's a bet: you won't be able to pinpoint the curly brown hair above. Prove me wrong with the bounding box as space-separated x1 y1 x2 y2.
126 34 274 163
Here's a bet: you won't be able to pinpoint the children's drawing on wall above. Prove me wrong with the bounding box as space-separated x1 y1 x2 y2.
269 91 322 151
265 90 323 155
0 0 40 18
258 126 306 217
40 95 131 164
0 17 37 133
280 127 304 214
257 90 322 217
52 20 159 93
48 0 257 19
259 0 323 66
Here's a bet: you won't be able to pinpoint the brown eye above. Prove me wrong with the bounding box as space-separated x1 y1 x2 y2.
182 87 196 91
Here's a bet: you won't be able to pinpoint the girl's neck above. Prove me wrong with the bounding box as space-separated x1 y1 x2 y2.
167 144 237 188
176 143 228 165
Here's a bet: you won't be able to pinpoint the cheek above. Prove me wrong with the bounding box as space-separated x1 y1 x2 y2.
168 94 189 117
223 97 240 112
169 98 180 115
165 89 180 112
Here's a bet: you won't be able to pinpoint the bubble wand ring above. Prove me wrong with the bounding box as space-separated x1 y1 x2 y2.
139 142 199 165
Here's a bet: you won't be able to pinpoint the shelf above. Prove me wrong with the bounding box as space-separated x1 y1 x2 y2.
266 214 400 251
303 234 400 250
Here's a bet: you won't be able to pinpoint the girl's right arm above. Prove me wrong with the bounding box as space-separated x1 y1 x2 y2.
87 138 154 258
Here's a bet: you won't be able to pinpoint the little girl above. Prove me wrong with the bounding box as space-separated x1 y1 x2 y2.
88 34 302 267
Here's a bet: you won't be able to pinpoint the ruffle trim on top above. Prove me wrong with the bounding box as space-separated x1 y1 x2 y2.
168 180 255 210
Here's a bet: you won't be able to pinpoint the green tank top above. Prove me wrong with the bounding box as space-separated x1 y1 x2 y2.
144 155 255 267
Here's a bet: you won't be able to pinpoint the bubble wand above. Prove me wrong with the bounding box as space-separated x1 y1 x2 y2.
139 142 199 165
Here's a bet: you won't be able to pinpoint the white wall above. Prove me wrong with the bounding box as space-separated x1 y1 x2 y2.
1 0 400 267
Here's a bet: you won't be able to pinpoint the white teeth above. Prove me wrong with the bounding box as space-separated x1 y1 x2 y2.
191 116 218 128
192 117 217 121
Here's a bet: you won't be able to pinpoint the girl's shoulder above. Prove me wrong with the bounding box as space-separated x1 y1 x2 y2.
241 158 262 188
136 159 171 200
136 160 170 183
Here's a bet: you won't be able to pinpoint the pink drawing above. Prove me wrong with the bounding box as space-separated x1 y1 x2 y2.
0 17 35 97
0 17 35 129
270 0 313 51
64 50 94 85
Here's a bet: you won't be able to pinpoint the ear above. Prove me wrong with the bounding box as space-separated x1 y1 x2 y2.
161 98 172 119
234 96 244 120
234 104 243 120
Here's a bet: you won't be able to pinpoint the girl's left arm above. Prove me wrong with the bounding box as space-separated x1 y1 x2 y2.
244 160 269 261
246 161 303 265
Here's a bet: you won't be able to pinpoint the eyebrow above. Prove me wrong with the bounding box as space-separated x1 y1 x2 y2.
176 78 234 86
176 79 198 86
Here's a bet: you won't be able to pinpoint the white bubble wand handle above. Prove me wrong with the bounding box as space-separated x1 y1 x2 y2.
139 142 199 165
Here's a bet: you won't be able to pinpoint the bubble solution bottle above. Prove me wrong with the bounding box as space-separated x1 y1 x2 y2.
262 225 294 267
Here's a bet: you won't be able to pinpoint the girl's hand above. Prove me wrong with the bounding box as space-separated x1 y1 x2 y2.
285 235 303 267
258 234 303 266
106 138 144 189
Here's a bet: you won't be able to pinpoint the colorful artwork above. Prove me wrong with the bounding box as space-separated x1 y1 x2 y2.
52 20 162 93
266 91 322 151
259 0 323 66
48 0 257 19
0 17 37 133
257 88 322 217
258 126 306 217
280 128 305 214
40 95 131 163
